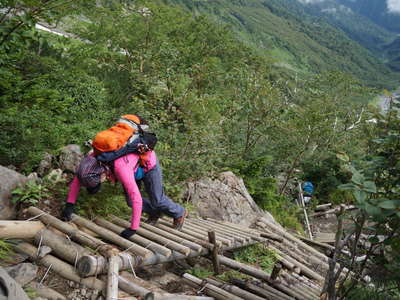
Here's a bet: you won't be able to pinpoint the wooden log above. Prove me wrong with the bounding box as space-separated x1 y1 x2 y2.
27 207 108 251
270 263 282 280
260 233 284 242
290 272 322 295
190 219 250 244
111 215 203 253
205 278 265 300
280 272 319 299
15 242 104 290
34 229 91 264
106 255 119 300
94 218 172 258
145 293 214 300
268 244 324 282
71 214 154 259
77 242 209 277
257 217 330 264
160 218 233 247
295 234 335 252
196 219 256 242
104 217 191 256
184 220 237 246
26 282 67 300
202 219 264 241
118 271 152 297
182 273 242 300
311 205 356 217
218 255 301 299
315 203 332 212
230 278 293 300
0 220 45 239
207 231 221 275
206 218 263 236
149 220 217 249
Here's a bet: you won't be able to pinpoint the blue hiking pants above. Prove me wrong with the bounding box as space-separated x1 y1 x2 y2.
124 161 184 219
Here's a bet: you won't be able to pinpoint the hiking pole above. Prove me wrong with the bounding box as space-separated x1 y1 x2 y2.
298 182 313 240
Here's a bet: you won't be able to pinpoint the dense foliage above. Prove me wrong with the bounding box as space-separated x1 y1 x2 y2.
1 1 399 297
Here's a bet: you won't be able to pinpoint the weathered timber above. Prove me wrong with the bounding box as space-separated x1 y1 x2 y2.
207 218 267 243
280 272 319 299
71 214 153 259
268 244 325 282
260 233 284 242
315 203 332 211
77 242 209 277
107 255 119 300
258 218 330 264
27 207 110 251
112 215 203 253
94 218 172 257
105 217 191 256
34 228 91 264
15 242 104 290
159 217 234 247
0 220 45 239
230 279 294 300
190 219 250 244
295 234 335 252
205 278 265 300
290 272 321 296
314 232 336 244
207 231 221 275
194 218 255 242
182 273 242 300
145 293 214 300
152 221 217 249
218 255 301 299
186 220 240 245
27 282 67 300
311 205 356 217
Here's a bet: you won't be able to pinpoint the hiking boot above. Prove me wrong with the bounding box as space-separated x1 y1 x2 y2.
145 215 160 225
172 209 188 231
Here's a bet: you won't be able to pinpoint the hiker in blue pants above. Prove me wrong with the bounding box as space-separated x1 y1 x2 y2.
124 160 186 227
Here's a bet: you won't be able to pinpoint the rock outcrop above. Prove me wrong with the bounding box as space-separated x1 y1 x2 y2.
0 166 28 220
59 144 83 173
185 171 276 227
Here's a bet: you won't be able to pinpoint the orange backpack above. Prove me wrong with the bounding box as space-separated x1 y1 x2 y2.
92 114 146 153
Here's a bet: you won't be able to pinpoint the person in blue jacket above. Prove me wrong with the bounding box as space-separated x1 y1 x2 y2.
302 181 314 204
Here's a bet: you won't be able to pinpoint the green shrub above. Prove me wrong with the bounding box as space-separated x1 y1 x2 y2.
11 180 50 206
345 284 400 300
233 244 278 273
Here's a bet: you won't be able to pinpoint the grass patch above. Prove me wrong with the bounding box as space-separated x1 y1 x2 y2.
0 240 15 263
187 266 214 279
233 244 278 273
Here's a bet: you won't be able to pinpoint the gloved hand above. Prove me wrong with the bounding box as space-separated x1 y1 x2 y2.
120 228 137 239
61 203 75 221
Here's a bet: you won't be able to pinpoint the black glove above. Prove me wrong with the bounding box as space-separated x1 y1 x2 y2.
61 203 75 221
120 228 136 239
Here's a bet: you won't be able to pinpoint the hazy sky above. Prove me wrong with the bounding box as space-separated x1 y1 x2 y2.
299 0 400 14
387 0 400 14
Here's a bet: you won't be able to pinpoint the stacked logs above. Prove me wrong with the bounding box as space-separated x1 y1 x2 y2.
0 206 340 299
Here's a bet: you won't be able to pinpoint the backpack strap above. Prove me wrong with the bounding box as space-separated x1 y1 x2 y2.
117 117 149 134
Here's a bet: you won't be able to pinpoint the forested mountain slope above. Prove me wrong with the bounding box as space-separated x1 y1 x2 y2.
337 0 400 33
295 0 400 73
163 0 398 89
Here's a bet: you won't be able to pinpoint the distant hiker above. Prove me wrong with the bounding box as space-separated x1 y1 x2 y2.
61 114 188 239
302 181 314 204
